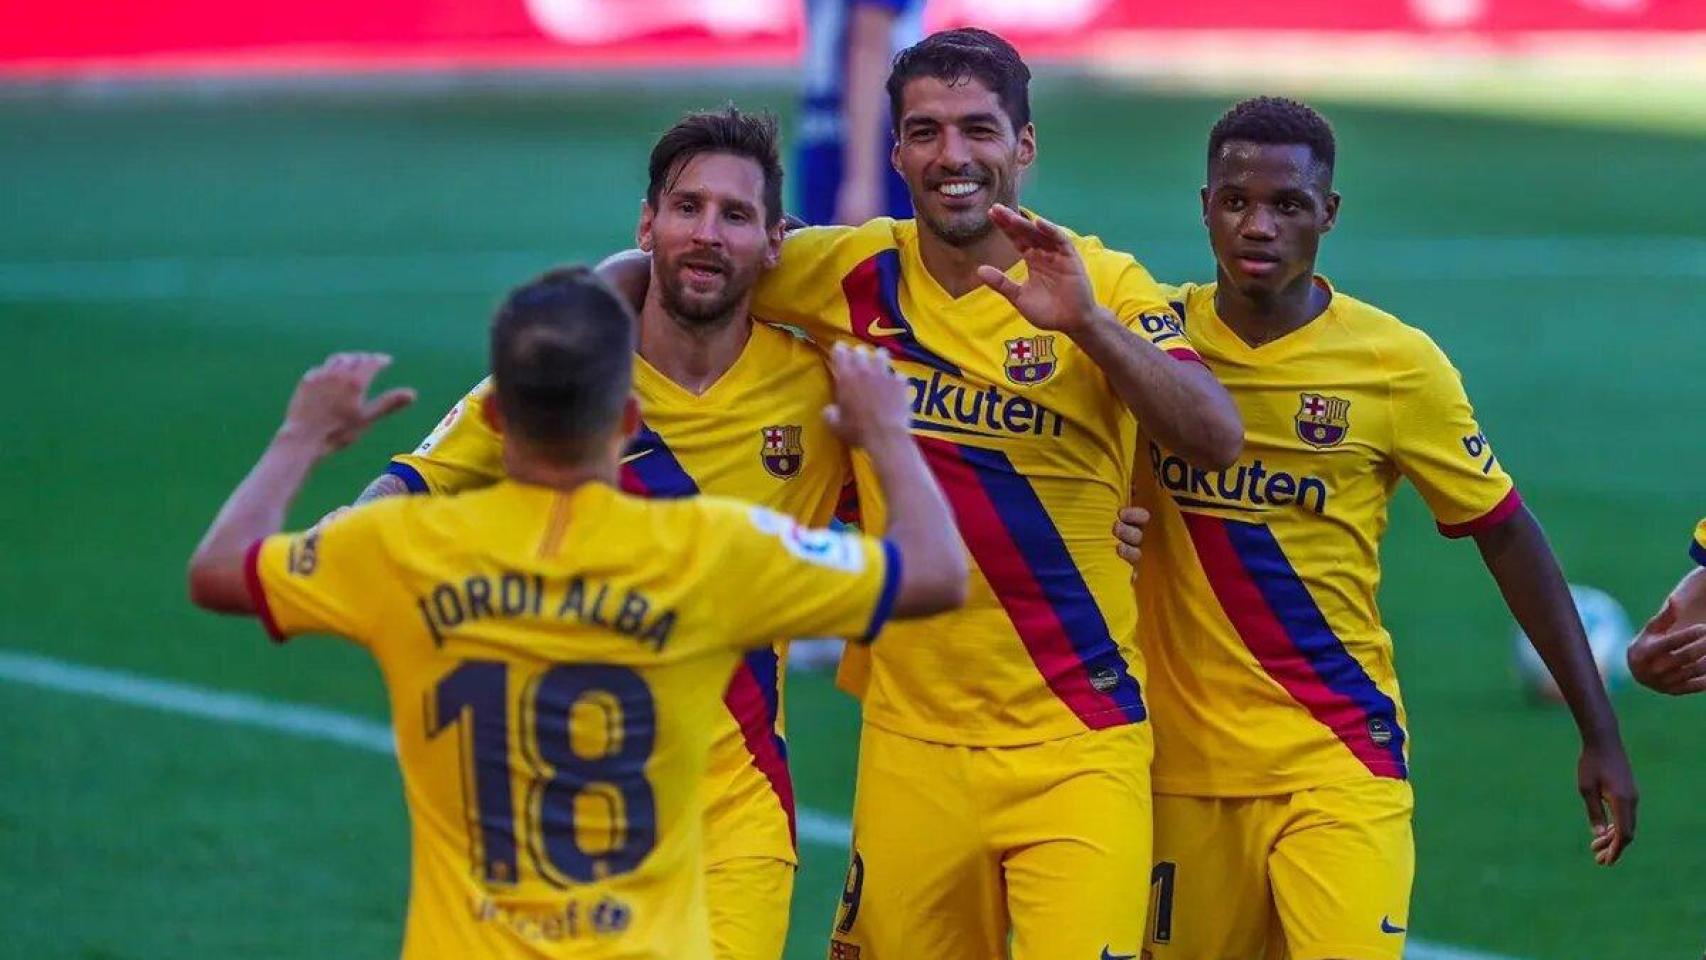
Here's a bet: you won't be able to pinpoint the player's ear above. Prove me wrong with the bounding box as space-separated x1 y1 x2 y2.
637 200 656 253
482 392 505 435
1321 191 1342 234
764 216 784 268
1200 186 1211 227
890 139 903 177
1015 121 1037 173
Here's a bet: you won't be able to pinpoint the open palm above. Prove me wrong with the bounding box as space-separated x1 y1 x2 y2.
975 205 1097 333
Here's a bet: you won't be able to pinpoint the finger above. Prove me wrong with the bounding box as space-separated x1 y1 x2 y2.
1581 786 1609 833
976 264 1023 302
1030 213 1071 251
1679 673 1706 694
988 204 1043 249
1642 598 1679 633
1610 788 1637 850
361 387 417 424
1118 506 1150 526
822 404 847 439
1658 624 1706 657
1115 542 1141 564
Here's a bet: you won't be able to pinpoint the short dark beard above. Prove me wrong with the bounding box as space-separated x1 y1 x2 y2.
913 179 1016 248
653 256 758 330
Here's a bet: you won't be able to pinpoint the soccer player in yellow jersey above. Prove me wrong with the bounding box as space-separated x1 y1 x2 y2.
1625 518 1706 695
353 109 858 960
186 267 969 959
738 28 1244 960
1112 97 1638 960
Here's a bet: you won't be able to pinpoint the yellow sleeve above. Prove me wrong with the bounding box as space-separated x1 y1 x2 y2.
1093 244 1202 364
708 499 901 649
387 378 505 495
244 501 402 646
750 224 862 343
1691 518 1706 567
1389 332 1521 538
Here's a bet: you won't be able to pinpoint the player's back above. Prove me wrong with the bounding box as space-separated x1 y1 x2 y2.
247 479 899 958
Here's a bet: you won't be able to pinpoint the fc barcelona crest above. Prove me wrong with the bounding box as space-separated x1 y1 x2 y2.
1295 393 1351 448
1004 335 1057 385
760 424 804 479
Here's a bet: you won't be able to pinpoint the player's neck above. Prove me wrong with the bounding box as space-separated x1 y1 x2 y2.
918 224 1022 299
1214 270 1330 347
502 449 618 495
638 291 754 396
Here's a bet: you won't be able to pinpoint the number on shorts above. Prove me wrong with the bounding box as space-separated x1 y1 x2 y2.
1149 860 1177 944
835 851 865 934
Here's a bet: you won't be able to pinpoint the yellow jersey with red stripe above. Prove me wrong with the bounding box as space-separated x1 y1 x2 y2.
1692 518 1706 567
1133 280 1519 796
245 482 898 960
388 323 852 865
753 216 1199 745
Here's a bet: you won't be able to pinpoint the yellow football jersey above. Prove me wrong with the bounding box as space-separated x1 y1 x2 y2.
753 216 1200 745
245 481 897 960
1692 518 1705 567
388 323 852 866
1133 280 1519 796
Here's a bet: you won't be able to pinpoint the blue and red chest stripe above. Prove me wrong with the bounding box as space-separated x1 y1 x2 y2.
918 436 1147 728
619 421 798 846
1184 513 1408 779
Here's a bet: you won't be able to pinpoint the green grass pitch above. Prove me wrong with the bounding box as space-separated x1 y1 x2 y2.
0 81 1700 959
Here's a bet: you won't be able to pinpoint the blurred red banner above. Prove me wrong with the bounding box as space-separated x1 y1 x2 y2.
4 0 1701 77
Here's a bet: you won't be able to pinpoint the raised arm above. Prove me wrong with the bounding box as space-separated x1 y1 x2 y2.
1474 507 1637 865
977 205 1243 468
187 353 414 614
823 343 968 617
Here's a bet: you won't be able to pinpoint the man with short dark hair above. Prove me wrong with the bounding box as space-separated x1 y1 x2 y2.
741 25 1244 960
1115 96 1638 960
186 266 968 960
357 108 868 960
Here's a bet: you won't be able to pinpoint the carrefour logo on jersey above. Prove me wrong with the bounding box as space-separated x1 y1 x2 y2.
906 370 1067 439
1148 441 1329 515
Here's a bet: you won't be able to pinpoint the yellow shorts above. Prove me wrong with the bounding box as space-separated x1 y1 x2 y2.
828 722 1154 960
1147 779 1414 960
706 856 794 960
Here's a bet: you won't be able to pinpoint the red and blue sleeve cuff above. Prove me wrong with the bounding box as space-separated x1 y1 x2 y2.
384 461 430 494
1436 488 1524 539
863 539 903 643
1690 538 1706 568
243 538 287 643
1165 346 1205 365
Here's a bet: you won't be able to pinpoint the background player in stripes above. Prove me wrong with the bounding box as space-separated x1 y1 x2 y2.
1116 96 1638 960
661 27 1245 960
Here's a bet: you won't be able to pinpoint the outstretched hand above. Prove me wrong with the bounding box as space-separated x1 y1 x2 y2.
823 343 910 450
1626 600 1706 696
281 352 416 455
975 204 1100 335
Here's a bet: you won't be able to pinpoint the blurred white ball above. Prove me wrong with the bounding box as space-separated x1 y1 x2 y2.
1514 584 1632 702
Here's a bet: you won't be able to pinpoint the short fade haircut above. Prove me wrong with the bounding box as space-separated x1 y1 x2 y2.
489 266 635 461
646 107 785 226
887 28 1032 134
1208 96 1337 178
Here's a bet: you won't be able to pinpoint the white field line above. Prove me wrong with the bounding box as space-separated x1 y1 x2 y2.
0 648 1529 960
0 235 1700 303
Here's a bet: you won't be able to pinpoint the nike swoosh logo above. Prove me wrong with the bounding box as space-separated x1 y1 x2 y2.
1380 917 1407 934
866 319 908 338
1100 949 1137 960
619 449 653 465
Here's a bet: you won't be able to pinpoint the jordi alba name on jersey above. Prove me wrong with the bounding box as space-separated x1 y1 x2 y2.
245 483 897 960
1133 280 1521 796
754 216 1201 745
388 322 852 865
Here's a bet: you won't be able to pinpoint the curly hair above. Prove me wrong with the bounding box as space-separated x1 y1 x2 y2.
1207 96 1336 176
